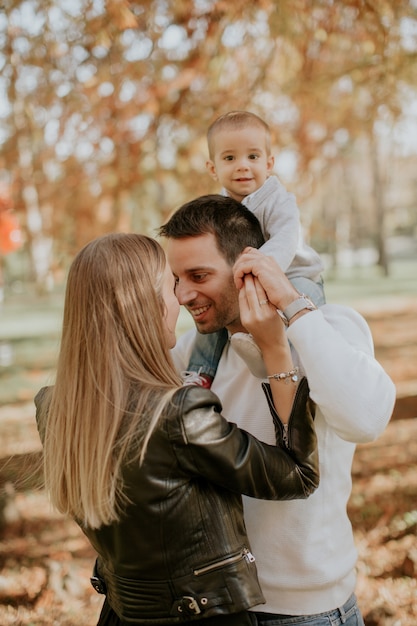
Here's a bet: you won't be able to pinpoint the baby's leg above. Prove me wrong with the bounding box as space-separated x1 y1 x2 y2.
290 277 326 308
183 329 228 388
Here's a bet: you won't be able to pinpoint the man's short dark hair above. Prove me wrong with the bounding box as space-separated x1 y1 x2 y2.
158 195 265 265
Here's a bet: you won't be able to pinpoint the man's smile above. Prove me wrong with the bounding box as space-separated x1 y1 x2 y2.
188 304 211 319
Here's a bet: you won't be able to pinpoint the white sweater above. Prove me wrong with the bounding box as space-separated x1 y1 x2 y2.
172 305 396 615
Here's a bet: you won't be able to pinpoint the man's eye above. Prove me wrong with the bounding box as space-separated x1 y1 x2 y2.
193 274 207 282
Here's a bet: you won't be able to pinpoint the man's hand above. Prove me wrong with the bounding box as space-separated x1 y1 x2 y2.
234 247 300 312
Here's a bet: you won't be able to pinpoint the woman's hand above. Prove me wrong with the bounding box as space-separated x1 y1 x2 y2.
238 273 285 352
237 269 299 425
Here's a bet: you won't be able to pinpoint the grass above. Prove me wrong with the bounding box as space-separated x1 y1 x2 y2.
323 258 417 306
0 257 416 405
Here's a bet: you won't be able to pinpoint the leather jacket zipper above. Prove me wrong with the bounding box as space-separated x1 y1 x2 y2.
193 548 255 576
282 423 289 448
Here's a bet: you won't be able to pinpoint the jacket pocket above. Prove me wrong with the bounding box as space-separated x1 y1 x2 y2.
193 547 255 576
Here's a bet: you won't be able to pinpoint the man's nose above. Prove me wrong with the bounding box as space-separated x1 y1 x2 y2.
175 281 197 305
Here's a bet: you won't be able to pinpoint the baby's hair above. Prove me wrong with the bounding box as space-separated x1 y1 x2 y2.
207 110 271 157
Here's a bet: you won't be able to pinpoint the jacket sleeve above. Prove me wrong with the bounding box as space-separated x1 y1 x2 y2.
167 378 319 501
287 304 396 443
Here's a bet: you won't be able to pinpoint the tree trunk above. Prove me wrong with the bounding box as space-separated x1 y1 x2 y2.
370 134 389 276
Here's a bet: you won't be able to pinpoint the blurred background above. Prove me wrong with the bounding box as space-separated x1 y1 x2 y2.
1 0 417 291
0 1 416 624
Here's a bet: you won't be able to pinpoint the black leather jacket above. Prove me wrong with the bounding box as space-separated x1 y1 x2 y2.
35 378 318 624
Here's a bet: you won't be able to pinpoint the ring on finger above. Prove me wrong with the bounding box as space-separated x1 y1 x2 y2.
259 299 269 305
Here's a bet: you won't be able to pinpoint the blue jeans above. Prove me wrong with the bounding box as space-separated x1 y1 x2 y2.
186 277 326 379
187 327 228 380
253 593 364 626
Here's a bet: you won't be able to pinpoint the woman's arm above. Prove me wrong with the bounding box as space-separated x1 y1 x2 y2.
237 273 298 424
168 383 319 501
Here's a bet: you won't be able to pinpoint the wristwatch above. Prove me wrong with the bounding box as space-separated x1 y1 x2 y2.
276 294 317 326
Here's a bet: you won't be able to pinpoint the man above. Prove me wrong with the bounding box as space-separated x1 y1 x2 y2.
158 194 396 626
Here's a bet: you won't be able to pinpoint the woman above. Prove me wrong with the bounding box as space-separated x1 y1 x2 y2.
35 233 318 625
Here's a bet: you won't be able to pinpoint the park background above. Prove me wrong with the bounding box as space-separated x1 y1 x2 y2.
0 1 417 624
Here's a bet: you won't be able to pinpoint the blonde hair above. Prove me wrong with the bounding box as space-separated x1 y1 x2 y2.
207 110 271 158
41 233 182 528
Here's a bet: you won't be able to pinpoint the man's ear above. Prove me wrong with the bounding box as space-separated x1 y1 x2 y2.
206 159 218 181
266 154 275 175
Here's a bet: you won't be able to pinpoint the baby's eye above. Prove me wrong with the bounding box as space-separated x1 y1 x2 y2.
249 154 259 160
224 155 234 161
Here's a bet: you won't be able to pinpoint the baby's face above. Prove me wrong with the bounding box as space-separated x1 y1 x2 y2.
206 125 274 202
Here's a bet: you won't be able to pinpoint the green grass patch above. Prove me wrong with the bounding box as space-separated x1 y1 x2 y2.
0 258 415 405
324 258 417 305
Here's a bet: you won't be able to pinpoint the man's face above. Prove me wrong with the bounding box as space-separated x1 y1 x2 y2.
165 233 245 334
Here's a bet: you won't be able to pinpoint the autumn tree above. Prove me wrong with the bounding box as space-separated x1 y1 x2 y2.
0 0 416 285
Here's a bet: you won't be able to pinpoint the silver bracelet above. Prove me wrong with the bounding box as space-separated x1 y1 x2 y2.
267 366 299 384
